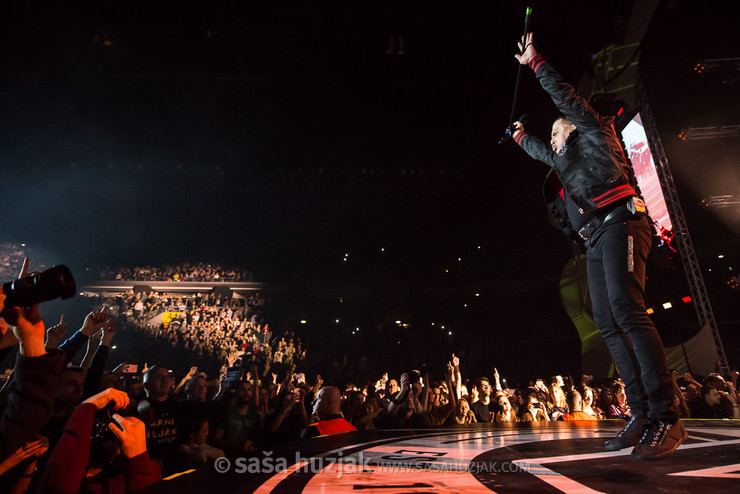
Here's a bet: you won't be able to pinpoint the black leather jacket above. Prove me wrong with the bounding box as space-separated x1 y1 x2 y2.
514 54 637 244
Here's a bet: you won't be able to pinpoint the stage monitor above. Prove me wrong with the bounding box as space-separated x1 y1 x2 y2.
621 113 673 235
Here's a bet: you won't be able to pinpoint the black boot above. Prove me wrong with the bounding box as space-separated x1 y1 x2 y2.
604 415 650 451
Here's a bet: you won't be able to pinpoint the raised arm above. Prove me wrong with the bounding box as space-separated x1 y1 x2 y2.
514 32 601 131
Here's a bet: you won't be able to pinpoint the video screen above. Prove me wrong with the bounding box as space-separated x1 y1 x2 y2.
621 113 673 235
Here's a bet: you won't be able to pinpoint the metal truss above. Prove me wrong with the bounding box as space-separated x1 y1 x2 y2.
635 75 730 377
678 125 740 140
701 195 740 209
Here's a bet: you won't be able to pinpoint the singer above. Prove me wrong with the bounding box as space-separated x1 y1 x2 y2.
510 33 686 460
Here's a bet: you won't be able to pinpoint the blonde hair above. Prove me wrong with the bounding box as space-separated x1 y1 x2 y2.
553 116 576 130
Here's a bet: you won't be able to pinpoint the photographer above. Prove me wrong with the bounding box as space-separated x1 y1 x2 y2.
386 372 429 428
0 259 65 467
520 392 550 422
39 388 161 492
265 382 309 445
212 380 264 454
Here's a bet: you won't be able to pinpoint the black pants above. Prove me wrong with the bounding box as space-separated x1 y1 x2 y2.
586 215 677 421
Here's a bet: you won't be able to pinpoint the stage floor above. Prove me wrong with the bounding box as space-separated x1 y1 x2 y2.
150 420 740 493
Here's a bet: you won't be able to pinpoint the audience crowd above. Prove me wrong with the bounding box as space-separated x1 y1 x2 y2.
0 244 51 280
98 263 254 282
1 258 739 493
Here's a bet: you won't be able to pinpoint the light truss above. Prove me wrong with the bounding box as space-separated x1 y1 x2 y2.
635 75 730 377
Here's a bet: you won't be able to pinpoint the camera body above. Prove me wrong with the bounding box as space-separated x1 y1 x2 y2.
91 405 119 443
407 371 420 384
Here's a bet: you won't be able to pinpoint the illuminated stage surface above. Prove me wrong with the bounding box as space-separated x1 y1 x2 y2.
150 420 740 493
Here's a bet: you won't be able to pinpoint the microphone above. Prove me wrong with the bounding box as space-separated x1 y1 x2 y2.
497 114 530 145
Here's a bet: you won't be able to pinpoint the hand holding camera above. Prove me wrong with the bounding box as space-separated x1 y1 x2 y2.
85 387 130 412
109 414 148 459
2 259 52 357
86 388 131 443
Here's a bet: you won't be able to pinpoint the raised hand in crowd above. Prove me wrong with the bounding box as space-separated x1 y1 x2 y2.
450 354 463 400
493 367 503 391
4 258 46 357
45 315 68 349
0 435 49 476
80 306 109 337
0 435 49 494
226 350 240 367
175 366 198 392
81 330 102 370
101 318 118 347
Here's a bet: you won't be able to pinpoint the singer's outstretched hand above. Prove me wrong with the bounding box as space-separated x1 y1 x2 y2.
512 120 525 138
514 33 537 65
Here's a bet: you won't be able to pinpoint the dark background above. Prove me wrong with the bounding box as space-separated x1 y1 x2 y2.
2 0 738 383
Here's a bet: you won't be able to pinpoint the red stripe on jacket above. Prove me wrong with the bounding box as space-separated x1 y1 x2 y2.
529 54 545 74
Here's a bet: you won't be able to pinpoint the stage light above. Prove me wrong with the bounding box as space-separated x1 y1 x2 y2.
300 320 306 324
396 320 401 324
718 254 725 259
662 302 673 310
647 308 654 314
448 331 452 335
335 319 339 323
475 293 479 297
682 296 692 303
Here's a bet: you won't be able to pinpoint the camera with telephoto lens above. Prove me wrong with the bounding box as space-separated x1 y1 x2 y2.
1 265 76 316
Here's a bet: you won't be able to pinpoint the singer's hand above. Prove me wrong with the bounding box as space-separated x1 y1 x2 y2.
514 33 537 65
512 121 525 138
